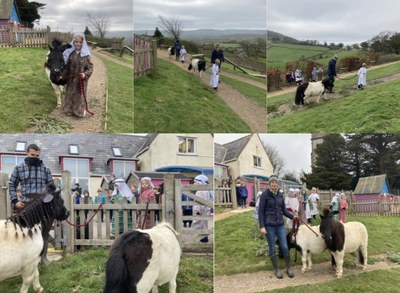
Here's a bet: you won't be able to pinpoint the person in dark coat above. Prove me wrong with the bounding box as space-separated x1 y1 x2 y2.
211 44 225 70
258 176 297 279
327 55 338 93
174 39 182 61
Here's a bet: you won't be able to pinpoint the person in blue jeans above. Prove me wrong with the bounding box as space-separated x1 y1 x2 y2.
258 176 297 279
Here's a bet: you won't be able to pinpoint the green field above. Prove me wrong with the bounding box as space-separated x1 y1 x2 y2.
100 58 133 133
134 59 251 132
267 62 400 133
0 249 213 293
0 47 57 132
267 42 364 70
215 211 400 276
220 75 266 107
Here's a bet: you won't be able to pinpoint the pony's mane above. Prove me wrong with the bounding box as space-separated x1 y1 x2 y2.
322 208 330 216
51 38 63 48
6 193 55 238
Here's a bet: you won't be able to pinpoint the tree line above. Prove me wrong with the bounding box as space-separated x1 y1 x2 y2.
302 134 400 192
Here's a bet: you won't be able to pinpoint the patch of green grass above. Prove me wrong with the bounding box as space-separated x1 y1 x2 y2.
0 47 59 132
0 249 213 293
215 212 400 276
220 75 266 107
266 268 400 293
101 58 133 133
134 59 251 132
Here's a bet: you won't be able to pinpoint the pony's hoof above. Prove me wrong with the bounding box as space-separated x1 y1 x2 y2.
37 287 44 293
56 103 61 108
362 266 367 271
301 269 306 274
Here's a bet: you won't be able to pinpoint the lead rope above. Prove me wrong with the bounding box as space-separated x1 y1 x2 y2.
66 203 102 227
79 75 95 116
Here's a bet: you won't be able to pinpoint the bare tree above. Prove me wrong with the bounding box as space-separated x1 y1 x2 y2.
87 11 111 39
158 15 183 40
264 142 286 176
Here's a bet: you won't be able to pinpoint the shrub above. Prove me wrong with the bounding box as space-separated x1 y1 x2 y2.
267 67 283 92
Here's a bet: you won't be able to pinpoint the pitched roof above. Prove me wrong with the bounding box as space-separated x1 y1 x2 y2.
218 134 252 163
0 134 148 175
214 143 227 164
0 0 13 20
354 174 388 195
135 133 157 156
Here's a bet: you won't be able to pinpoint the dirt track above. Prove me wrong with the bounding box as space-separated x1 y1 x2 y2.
216 255 400 293
157 49 267 132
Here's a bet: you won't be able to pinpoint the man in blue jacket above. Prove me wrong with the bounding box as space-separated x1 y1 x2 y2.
259 176 297 278
327 54 338 93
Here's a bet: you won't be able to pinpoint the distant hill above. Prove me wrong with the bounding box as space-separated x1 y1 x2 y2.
134 29 266 42
267 30 299 44
107 30 133 45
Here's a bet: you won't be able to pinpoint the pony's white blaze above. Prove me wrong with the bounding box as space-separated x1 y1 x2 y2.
291 225 326 273
0 222 44 293
137 223 181 293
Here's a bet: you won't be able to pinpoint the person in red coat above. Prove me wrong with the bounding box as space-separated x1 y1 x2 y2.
339 192 348 223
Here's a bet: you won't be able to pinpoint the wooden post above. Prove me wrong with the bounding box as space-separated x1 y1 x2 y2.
0 173 11 219
163 174 175 226
62 171 74 253
152 40 158 71
232 184 238 209
174 180 183 247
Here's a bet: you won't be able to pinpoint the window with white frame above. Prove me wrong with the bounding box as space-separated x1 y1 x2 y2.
215 165 228 179
253 155 262 167
1 155 25 175
112 160 136 178
62 158 90 192
178 137 196 154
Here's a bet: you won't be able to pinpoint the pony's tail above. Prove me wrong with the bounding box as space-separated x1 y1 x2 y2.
188 64 193 71
358 248 365 266
295 85 304 105
103 252 130 293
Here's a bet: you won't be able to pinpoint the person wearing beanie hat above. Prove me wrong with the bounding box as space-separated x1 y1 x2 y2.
327 54 338 93
258 175 297 279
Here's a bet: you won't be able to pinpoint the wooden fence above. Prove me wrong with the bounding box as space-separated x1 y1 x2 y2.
0 24 49 48
0 172 213 254
350 200 400 216
134 38 157 77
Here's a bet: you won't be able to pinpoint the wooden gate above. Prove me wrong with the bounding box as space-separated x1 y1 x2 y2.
0 24 49 48
134 38 157 77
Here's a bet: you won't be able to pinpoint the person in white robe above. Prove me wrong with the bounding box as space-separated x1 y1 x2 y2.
358 63 367 89
179 45 187 63
309 187 320 221
210 59 220 90
285 188 299 229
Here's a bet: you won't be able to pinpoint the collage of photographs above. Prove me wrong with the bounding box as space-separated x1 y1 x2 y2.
0 0 400 292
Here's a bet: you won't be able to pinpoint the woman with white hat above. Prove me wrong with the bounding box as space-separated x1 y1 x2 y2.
258 175 297 279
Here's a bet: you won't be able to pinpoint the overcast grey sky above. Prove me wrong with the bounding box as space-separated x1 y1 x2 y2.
268 0 400 44
214 134 312 176
133 0 266 31
36 0 132 32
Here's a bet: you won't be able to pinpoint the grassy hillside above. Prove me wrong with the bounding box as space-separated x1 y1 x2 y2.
100 58 134 133
134 59 251 132
268 42 364 70
0 47 57 132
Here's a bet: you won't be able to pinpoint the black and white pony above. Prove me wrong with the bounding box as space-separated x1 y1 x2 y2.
319 208 368 278
0 184 70 293
167 46 175 59
104 222 181 293
188 58 206 78
295 78 334 105
44 39 71 107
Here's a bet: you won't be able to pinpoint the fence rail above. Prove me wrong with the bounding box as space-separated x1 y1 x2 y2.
0 24 49 48
134 38 157 77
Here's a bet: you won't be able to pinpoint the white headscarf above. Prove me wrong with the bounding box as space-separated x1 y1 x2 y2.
63 33 91 64
138 177 155 194
194 174 209 185
112 178 133 202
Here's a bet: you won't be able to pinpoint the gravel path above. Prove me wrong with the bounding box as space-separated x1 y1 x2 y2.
215 255 400 293
158 49 267 132
267 60 400 98
49 51 107 133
